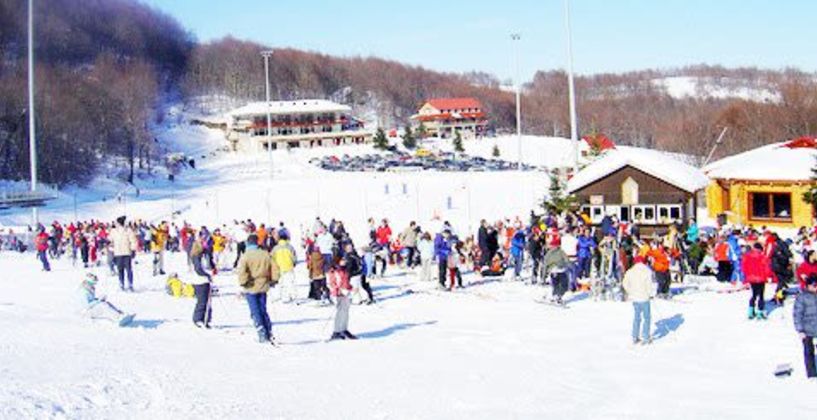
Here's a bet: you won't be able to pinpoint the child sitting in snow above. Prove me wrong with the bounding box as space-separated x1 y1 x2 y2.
480 252 507 277
78 273 134 326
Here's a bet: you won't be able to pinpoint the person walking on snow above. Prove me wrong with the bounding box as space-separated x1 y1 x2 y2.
793 274 817 379
110 216 137 291
622 256 656 345
399 221 419 268
743 242 772 320
189 234 213 328
543 236 570 304
510 228 526 280
34 226 51 272
434 230 453 289
417 232 435 282
236 234 280 344
328 249 358 340
272 233 298 303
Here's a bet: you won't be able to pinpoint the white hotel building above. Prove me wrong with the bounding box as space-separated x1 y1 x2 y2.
226 100 373 151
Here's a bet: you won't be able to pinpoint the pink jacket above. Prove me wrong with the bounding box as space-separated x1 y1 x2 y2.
327 268 352 297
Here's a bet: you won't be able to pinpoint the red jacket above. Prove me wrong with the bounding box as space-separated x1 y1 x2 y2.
796 261 817 290
741 250 771 284
375 226 392 246
327 268 352 297
35 232 49 252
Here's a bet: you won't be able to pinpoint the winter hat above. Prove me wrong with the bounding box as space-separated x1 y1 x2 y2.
116 216 127 226
549 236 561 247
84 273 99 284
633 255 646 265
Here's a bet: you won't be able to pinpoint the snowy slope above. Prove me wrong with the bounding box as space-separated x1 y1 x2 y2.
653 76 780 102
0 252 813 419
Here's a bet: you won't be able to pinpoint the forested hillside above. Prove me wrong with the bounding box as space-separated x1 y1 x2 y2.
1 0 816 186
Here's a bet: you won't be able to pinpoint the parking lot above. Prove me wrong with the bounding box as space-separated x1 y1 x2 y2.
310 150 539 172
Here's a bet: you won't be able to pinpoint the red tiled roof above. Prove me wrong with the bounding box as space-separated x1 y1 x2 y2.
425 97 483 111
783 136 817 149
582 133 616 151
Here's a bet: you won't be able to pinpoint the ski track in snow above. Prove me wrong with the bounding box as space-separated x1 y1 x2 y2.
0 251 814 420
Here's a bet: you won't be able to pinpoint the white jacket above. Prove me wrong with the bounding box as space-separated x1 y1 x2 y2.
316 232 334 254
110 226 137 257
622 263 655 303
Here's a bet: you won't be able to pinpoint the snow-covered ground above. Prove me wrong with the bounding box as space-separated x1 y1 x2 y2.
1 111 811 418
0 250 813 419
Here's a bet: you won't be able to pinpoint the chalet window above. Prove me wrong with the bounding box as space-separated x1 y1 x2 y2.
657 205 682 224
749 192 792 221
590 205 604 223
633 205 656 224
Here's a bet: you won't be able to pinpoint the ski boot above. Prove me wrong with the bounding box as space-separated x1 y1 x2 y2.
329 332 345 341
756 309 768 321
747 307 756 320
343 330 358 340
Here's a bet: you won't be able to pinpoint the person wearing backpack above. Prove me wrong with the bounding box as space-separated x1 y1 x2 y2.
770 233 793 304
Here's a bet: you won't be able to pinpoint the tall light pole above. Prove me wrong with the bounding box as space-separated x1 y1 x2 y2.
28 0 38 224
261 50 274 180
511 33 522 172
564 0 579 174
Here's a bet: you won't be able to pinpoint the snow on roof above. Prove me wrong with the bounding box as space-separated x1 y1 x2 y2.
704 140 817 181
425 98 483 111
567 146 709 194
228 100 351 117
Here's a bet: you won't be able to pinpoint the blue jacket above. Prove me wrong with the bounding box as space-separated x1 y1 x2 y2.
510 231 526 258
686 223 699 243
577 235 596 259
434 234 451 263
794 291 817 337
727 235 742 262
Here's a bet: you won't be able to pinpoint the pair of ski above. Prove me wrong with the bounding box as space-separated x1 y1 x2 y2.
534 297 569 309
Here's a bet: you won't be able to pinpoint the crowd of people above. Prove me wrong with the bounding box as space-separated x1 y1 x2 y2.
4 208 817 378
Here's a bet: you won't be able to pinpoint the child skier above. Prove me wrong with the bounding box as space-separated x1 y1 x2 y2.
743 242 771 320
793 274 817 379
77 273 134 326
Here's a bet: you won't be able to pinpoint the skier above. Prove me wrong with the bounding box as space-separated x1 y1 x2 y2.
714 235 733 283
77 273 133 326
236 233 280 344
576 230 595 280
743 242 771 320
622 256 655 344
477 219 490 266
110 216 137 291
793 274 817 379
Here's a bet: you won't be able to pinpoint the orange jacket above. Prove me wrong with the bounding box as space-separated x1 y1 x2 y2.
648 248 670 273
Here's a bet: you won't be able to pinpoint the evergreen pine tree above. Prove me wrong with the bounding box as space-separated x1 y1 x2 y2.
542 171 578 214
417 123 428 140
492 144 501 157
373 128 389 150
402 126 417 149
453 131 465 153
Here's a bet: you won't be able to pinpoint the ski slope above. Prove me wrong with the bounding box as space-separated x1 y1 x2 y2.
0 251 812 419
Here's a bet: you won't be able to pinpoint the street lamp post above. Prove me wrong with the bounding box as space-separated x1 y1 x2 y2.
261 50 274 180
564 0 579 174
511 33 522 172
28 0 38 224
